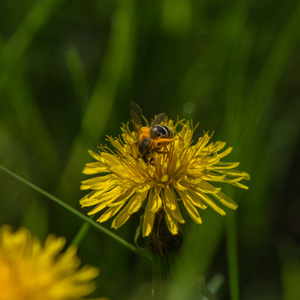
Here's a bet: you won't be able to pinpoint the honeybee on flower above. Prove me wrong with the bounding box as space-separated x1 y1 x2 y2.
129 102 175 163
80 103 250 237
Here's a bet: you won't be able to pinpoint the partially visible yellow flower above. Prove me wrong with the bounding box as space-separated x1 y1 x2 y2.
0 225 100 300
80 119 250 237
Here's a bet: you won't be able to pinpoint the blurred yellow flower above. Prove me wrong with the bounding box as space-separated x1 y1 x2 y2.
80 119 250 237
0 225 100 300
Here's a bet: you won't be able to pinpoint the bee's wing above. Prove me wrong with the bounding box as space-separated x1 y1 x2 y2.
129 102 143 116
129 102 144 132
151 113 166 125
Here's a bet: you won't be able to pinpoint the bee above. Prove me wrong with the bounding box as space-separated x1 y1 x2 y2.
129 102 175 162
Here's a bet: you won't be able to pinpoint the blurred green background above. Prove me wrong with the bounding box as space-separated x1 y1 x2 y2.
1 0 300 299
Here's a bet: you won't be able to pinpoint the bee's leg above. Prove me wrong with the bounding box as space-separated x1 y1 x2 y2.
156 149 169 162
158 147 172 160
150 158 155 166
156 150 168 154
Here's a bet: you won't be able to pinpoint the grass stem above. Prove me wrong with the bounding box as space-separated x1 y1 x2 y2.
0 164 151 261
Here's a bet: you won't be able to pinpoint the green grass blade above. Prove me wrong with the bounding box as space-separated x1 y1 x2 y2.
0 0 64 91
161 0 192 36
65 46 90 105
0 164 151 261
222 5 300 300
242 3 300 147
5 71 58 169
4 71 58 238
71 220 92 247
56 0 136 205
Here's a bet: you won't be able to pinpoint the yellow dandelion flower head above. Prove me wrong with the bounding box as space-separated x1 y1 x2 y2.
80 116 250 237
0 225 99 300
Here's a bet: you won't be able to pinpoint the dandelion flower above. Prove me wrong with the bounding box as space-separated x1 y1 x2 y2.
80 117 250 237
0 225 100 300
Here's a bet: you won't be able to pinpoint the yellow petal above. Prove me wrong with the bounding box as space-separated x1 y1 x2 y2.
185 189 207 209
87 188 133 214
208 161 240 169
143 198 156 237
82 162 108 175
97 204 124 223
164 207 179 235
196 181 221 194
202 173 226 181
101 153 121 166
218 169 250 180
173 181 189 191
170 203 185 224
200 155 221 167
207 141 226 152
218 147 233 158
80 186 122 207
181 193 202 224
193 190 226 215
112 191 148 228
163 187 185 224
148 188 162 212
88 149 101 160
213 192 238 210
163 186 177 211
80 175 113 190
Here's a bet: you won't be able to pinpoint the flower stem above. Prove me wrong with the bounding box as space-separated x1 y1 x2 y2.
0 164 151 261
149 211 182 299
225 210 240 300
71 218 92 247
151 255 171 299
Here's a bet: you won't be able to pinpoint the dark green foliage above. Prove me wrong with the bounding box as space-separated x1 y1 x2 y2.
1 0 300 299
